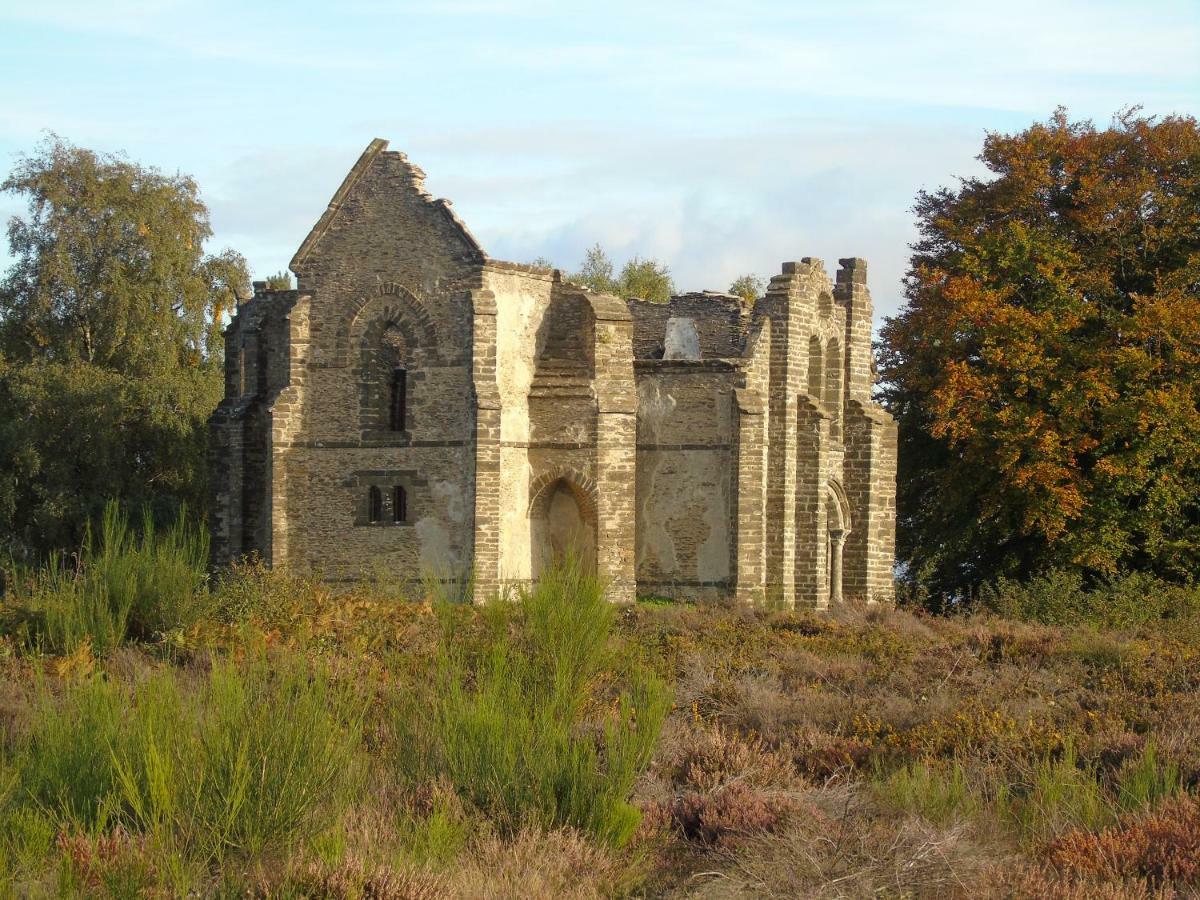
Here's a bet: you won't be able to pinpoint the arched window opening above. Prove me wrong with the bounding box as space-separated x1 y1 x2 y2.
368 486 383 524
389 367 407 431
393 485 407 524
376 322 409 433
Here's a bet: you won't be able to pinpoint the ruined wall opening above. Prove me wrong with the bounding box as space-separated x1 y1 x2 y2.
529 473 597 579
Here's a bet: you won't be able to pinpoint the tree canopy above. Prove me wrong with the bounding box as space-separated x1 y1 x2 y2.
0 136 249 557
569 243 675 302
728 274 764 305
879 109 1200 601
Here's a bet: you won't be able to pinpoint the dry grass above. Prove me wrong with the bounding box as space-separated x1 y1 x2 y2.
5 571 1200 896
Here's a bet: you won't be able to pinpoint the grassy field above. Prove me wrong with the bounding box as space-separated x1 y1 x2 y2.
3 514 1200 897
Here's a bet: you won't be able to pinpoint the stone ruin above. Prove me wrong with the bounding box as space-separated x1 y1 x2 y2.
209 140 897 606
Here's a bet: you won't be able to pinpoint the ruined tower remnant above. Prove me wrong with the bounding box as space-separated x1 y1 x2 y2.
208 140 897 606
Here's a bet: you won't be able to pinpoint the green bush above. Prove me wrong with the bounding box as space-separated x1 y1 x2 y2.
11 652 361 869
4 501 210 655
113 654 361 861
980 569 1200 629
396 559 672 848
21 674 128 827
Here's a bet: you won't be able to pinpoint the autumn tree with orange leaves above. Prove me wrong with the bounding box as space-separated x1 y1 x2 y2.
880 109 1200 602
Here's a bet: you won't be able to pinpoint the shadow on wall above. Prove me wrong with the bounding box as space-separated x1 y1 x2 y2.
530 478 597 579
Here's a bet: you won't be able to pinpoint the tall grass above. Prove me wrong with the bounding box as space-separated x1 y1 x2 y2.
5 501 210 655
397 558 672 848
1115 742 1181 813
872 761 981 824
20 675 128 828
10 651 362 874
1004 746 1112 844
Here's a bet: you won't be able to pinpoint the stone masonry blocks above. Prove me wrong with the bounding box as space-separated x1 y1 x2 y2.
208 140 897 607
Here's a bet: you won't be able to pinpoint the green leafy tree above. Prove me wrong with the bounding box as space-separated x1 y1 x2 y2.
729 274 765 305
879 110 1200 604
0 136 249 557
263 270 293 291
571 243 617 294
619 256 674 302
570 243 675 302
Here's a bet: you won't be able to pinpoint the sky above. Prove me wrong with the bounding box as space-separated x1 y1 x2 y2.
0 0 1197 323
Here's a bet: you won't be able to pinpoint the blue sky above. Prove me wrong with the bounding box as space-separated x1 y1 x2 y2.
1 0 1197 322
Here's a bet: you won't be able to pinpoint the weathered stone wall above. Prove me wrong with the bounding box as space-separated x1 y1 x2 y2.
733 320 771 603
209 140 896 608
263 143 482 583
634 361 736 600
629 292 748 359
480 262 556 586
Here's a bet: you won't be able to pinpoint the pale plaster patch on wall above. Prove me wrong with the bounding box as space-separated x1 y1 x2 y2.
430 478 465 524
635 379 678 575
664 317 701 360
415 517 455 570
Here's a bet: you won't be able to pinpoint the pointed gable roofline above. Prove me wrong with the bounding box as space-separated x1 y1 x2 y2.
289 138 486 273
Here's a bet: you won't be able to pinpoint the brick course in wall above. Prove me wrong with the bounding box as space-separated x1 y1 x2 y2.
209 140 897 605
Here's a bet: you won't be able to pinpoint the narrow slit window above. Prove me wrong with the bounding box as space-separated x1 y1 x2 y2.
393 485 407 524
368 486 382 524
389 367 407 431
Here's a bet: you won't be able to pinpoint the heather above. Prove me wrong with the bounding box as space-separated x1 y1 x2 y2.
4 556 1200 897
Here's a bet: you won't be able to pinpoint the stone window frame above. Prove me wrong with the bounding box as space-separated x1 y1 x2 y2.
347 470 426 527
357 313 435 445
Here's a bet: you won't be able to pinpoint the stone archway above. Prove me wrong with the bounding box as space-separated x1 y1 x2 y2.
827 481 853 605
528 469 597 578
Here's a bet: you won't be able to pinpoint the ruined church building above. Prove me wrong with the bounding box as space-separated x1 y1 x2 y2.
209 140 897 606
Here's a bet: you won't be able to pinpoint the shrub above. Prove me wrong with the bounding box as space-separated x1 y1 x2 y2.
981 570 1200 629
20 674 128 827
5 501 210 655
1045 795 1200 887
664 726 797 793
13 651 361 869
393 785 470 867
395 559 671 848
656 727 800 846
667 780 796 847
208 557 323 626
33 551 133 657
113 654 361 861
